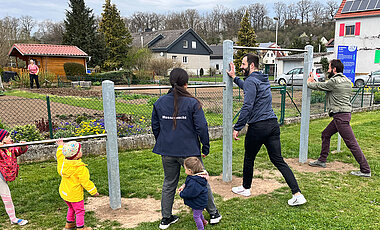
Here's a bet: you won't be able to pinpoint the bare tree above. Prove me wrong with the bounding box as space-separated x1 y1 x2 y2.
0 17 20 66
222 7 245 41
34 20 64 44
248 3 268 30
274 1 287 28
182 9 201 29
286 3 299 26
297 0 313 25
311 1 326 25
325 0 339 21
19 15 34 41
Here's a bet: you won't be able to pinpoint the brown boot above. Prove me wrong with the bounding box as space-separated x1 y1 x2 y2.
64 221 76 230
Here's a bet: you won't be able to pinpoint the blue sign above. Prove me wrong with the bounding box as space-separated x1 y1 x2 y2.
337 45 357 83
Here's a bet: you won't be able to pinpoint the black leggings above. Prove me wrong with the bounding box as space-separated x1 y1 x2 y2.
29 74 40 88
242 119 301 194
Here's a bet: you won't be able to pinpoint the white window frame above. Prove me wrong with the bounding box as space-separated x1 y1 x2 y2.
192 41 197 49
182 56 188 64
183 40 188 48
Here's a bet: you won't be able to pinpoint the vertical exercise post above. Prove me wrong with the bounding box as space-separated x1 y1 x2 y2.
223 40 233 182
102 80 121 210
299 45 313 163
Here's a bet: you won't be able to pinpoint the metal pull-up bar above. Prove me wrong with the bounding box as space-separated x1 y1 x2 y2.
0 134 107 148
222 40 313 182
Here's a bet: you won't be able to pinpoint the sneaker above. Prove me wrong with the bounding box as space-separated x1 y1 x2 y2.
209 211 222 224
308 160 326 168
159 215 179 229
288 194 307 206
64 221 76 230
350 171 371 177
232 185 251 197
202 219 208 227
11 219 28 226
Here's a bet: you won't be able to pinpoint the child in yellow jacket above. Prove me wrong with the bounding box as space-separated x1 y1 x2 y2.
56 139 99 230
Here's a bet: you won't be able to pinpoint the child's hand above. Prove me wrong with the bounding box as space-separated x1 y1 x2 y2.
56 139 64 146
178 184 185 192
93 193 100 197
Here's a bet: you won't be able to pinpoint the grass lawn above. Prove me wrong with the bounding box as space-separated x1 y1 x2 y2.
1 110 379 229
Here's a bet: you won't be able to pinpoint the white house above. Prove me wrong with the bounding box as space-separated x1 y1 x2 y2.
334 0 380 74
132 28 213 75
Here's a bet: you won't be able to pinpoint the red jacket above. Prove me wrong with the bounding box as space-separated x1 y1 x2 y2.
0 146 28 181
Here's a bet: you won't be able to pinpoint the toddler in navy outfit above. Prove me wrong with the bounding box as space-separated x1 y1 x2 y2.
178 157 209 230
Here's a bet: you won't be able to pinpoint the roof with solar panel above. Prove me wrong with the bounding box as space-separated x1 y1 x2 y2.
335 0 380 19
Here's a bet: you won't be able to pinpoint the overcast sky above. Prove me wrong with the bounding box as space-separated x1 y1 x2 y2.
0 0 334 22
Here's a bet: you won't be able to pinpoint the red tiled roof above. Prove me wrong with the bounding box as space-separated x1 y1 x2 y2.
8 43 88 57
335 0 380 19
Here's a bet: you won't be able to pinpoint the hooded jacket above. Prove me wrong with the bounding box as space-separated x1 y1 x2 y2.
233 71 277 131
307 73 352 115
56 145 97 202
151 92 210 157
179 174 208 210
0 146 28 182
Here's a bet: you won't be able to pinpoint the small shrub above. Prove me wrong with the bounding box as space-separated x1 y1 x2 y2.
148 97 159 106
53 122 76 138
92 81 101 86
0 119 7 130
374 91 380 103
35 118 56 133
10 124 43 142
64 62 86 77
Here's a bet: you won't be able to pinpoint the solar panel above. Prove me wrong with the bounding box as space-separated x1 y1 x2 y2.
367 0 378 9
376 0 380 9
351 0 361 11
341 0 380 13
341 0 354 13
358 0 369 11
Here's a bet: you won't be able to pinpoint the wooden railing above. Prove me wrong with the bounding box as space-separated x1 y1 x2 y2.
3 67 45 76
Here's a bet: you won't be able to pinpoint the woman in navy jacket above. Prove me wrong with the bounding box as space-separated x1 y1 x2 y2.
152 68 222 229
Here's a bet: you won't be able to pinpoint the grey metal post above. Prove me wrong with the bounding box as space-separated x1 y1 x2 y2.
223 40 233 182
299 45 313 163
102 80 121 210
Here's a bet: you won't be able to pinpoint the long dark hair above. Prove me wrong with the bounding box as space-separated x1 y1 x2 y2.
169 68 201 129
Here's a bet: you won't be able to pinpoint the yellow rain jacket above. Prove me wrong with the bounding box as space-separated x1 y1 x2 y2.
56 145 97 202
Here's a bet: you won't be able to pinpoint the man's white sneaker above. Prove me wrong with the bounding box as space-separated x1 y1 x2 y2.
288 194 307 206
231 185 251 197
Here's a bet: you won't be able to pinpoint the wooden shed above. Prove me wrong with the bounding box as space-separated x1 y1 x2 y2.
8 43 89 76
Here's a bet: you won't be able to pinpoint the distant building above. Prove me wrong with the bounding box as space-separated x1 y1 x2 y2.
259 43 287 76
334 0 380 74
8 43 89 76
326 38 335 52
209 45 223 74
131 28 213 75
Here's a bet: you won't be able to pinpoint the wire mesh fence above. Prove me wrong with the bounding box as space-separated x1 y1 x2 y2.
0 82 378 142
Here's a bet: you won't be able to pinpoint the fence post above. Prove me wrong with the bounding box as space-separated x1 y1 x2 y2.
222 40 233 182
279 85 286 125
102 80 121 210
46 96 53 139
299 45 313 163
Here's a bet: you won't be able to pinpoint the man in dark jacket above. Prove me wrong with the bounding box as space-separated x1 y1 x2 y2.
307 59 371 177
227 53 306 206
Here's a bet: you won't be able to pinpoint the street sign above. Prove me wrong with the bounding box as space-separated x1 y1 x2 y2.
337 45 357 83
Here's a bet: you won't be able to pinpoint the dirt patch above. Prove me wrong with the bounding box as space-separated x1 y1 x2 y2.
85 196 187 229
24 87 102 97
285 158 358 173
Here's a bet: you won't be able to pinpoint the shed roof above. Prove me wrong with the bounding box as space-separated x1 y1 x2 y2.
277 52 333 61
8 43 88 57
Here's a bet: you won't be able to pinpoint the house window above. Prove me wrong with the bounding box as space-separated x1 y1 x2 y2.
271 53 274 57
345 25 355 36
172 56 177 60
183 40 188 48
183 56 188 63
192 41 197 49
216 64 219 70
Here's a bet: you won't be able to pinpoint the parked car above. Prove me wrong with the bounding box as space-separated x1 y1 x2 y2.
354 70 380 87
275 67 325 86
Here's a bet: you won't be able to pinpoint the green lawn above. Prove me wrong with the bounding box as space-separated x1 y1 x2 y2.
1 110 379 229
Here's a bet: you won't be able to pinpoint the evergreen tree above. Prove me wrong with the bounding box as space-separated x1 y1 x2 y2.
99 0 132 70
63 0 106 67
234 11 258 74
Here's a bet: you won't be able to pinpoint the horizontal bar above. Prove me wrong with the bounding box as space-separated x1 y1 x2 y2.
0 134 107 148
233 46 307 53
115 84 226 91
